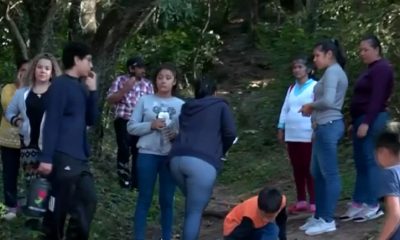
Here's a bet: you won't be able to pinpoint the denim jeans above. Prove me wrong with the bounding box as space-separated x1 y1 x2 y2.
169 156 217 240
134 153 176 240
224 222 279 240
352 112 389 206
311 119 344 222
251 223 279 240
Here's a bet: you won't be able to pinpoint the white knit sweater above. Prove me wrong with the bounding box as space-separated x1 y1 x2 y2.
278 79 317 142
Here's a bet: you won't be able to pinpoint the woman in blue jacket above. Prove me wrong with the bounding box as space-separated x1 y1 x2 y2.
169 76 237 240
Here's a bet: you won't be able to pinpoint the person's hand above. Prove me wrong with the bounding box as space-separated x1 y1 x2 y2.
164 128 177 141
347 124 353 139
277 129 284 144
299 104 313 116
85 71 97 91
151 118 166 130
122 77 136 92
15 119 22 128
37 162 53 175
357 123 369 138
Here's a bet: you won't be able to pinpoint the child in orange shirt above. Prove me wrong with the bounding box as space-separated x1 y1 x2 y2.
223 187 287 240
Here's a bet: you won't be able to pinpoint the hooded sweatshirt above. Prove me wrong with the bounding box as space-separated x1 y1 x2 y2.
169 96 237 171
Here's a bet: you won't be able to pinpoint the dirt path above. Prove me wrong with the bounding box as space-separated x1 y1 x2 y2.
199 186 381 240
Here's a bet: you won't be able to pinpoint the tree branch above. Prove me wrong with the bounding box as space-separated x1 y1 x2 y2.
68 0 82 41
4 0 28 59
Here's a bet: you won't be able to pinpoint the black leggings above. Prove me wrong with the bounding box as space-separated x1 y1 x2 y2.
1 146 20 208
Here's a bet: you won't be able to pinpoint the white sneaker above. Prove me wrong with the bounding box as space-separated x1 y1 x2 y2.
353 205 384 223
339 204 364 221
0 207 17 220
299 216 319 231
305 218 336 236
2 211 17 220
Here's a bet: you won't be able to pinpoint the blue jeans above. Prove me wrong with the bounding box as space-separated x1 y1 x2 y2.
224 222 279 240
251 223 279 240
169 156 217 240
134 153 176 240
311 119 344 222
352 112 389 206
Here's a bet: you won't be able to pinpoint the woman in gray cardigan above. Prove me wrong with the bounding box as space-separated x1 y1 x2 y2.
6 53 61 187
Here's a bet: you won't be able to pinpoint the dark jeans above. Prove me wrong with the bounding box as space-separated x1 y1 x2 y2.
352 112 389 206
114 118 139 187
42 152 97 240
1 146 20 208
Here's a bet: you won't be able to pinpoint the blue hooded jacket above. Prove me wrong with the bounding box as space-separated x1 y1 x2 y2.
169 96 237 171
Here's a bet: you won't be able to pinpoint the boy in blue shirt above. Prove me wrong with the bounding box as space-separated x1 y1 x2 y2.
375 121 400 240
38 42 98 240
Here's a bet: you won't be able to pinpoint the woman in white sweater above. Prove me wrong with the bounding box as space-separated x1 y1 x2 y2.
277 56 317 214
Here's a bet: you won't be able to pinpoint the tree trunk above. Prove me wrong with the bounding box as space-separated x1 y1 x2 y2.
23 0 60 56
306 0 318 33
80 0 97 39
251 0 259 29
89 0 156 158
294 0 304 12
68 0 82 41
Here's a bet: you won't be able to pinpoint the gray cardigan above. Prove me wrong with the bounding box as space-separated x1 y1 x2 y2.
6 87 45 149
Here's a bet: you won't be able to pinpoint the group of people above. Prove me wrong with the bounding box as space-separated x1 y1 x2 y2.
107 59 237 240
0 41 239 240
0 34 400 240
277 34 399 239
0 42 99 239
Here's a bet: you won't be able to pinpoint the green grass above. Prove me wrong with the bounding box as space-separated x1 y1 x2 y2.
218 130 356 203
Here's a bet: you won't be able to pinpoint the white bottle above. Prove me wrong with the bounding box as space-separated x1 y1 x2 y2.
157 111 171 147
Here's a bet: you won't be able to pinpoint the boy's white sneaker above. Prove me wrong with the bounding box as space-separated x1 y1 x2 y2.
305 218 336 236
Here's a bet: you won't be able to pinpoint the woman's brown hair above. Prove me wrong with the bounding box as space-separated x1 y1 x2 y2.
22 53 62 87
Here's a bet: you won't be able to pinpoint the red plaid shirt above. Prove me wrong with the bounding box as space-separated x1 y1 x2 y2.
107 74 154 120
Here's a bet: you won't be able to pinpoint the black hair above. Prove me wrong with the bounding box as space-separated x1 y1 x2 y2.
194 75 217 99
126 56 145 70
292 55 317 80
153 63 179 96
62 42 91 70
16 58 29 70
314 39 346 68
376 122 400 155
257 187 283 214
361 34 382 55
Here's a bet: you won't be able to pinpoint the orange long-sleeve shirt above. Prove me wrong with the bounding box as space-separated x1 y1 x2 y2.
224 195 286 237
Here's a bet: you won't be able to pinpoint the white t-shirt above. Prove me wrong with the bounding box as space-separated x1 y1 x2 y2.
278 79 317 142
